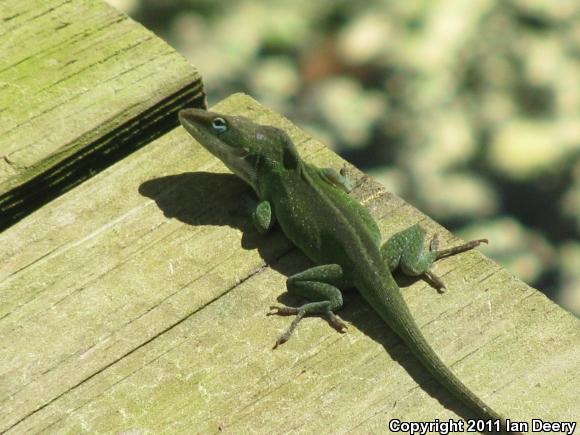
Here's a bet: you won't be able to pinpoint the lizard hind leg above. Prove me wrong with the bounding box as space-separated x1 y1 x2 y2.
381 224 488 291
268 264 348 349
381 224 438 277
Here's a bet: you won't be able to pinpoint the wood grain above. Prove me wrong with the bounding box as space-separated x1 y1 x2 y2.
0 94 577 433
0 0 205 230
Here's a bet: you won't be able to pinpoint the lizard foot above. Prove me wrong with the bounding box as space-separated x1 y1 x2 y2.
436 238 488 260
325 311 348 333
268 305 299 316
268 306 347 348
270 307 306 349
424 270 446 293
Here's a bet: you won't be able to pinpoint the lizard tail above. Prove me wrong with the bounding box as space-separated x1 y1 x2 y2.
363 279 521 435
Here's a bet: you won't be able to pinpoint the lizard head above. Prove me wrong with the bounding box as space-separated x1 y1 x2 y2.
179 108 301 194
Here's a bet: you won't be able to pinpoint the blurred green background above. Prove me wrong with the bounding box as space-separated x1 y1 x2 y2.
106 0 579 316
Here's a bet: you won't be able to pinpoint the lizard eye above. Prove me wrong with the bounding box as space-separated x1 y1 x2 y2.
211 117 227 133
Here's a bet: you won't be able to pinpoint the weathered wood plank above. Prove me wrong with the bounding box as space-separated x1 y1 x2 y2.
0 94 577 433
0 0 205 230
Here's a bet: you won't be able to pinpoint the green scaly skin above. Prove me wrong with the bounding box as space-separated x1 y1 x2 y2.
179 108 520 435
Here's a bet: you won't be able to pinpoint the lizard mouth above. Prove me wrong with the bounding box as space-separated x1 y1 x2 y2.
178 109 215 140
179 109 258 191
179 109 241 154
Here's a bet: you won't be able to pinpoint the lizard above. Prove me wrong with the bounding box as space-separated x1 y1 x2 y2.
179 108 521 434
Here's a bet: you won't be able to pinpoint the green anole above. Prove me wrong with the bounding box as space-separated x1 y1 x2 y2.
179 108 520 434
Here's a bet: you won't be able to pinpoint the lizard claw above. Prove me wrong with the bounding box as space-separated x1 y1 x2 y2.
272 334 290 350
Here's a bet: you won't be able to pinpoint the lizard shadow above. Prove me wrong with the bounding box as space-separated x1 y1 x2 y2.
139 171 479 424
138 171 294 267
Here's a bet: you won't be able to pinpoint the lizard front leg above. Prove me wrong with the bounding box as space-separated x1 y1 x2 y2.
245 198 275 234
268 264 348 348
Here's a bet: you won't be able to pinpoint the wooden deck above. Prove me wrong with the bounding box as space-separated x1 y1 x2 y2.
0 1 578 433
0 0 205 230
1 93 578 433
